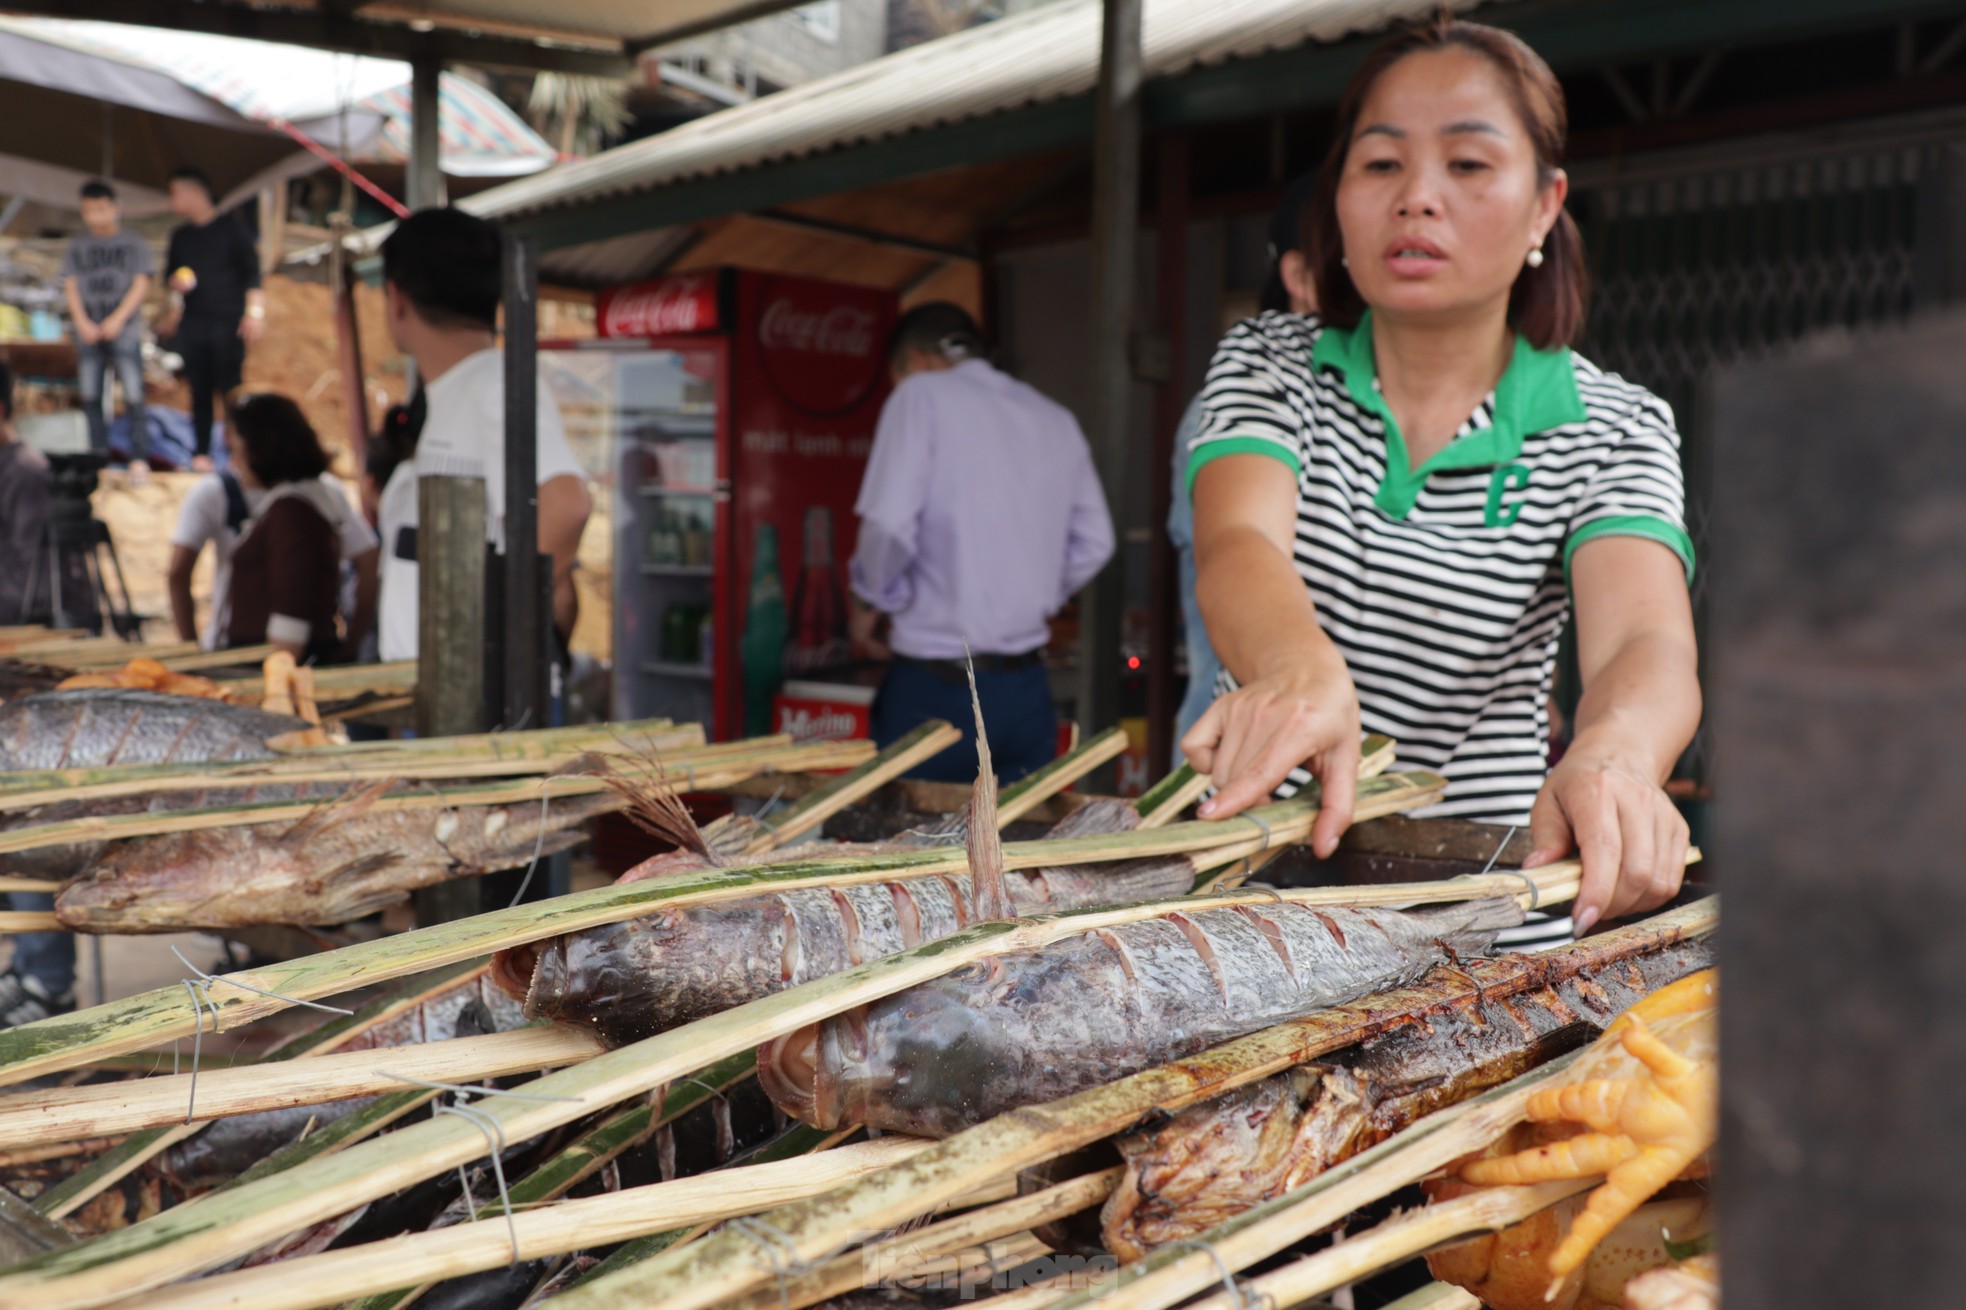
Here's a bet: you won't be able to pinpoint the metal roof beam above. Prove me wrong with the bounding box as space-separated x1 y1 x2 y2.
515 0 1966 255
747 209 977 261
0 0 633 75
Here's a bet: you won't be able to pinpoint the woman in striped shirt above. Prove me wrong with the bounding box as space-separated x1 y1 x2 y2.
1183 18 1701 937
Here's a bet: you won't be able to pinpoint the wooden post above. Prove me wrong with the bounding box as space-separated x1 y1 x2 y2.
1076 0 1144 769
1711 311 1966 1308
500 229 546 735
1146 133 1190 777
414 474 486 925
407 55 444 213
332 254 370 467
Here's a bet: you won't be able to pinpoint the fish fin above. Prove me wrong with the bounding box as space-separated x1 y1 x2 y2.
1414 895 1526 953
560 750 715 862
281 779 394 847
963 651 1014 922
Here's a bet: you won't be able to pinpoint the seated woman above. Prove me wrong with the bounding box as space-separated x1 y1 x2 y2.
223 392 348 663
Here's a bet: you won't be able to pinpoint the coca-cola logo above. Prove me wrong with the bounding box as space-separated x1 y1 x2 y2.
598 274 719 339
758 299 877 359
753 276 890 417
777 704 861 743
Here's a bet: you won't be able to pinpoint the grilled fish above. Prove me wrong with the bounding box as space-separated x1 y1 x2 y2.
499 799 1198 1047
0 689 302 770
1101 939 1714 1261
53 787 619 932
0 690 309 880
760 896 1524 1138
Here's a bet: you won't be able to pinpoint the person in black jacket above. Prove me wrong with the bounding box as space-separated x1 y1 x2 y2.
155 167 264 470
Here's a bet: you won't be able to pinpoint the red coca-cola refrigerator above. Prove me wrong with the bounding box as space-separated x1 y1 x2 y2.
541 268 898 739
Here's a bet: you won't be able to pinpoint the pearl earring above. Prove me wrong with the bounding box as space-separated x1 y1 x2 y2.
1340 255 1349 268
1525 246 1544 269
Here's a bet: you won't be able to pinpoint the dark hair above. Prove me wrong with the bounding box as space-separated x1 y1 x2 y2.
1307 16 1587 350
228 392 330 487
380 208 502 331
167 167 214 200
79 180 117 203
885 302 986 370
0 360 13 420
1259 170 1321 314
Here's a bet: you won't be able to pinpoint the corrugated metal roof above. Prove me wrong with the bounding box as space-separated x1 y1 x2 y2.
463 0 1479 224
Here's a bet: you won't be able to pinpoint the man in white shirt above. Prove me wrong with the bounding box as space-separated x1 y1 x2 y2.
375 208 591 663
168 466 378 654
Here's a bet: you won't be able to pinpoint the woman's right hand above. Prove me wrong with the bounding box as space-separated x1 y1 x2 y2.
1181 652 1362 857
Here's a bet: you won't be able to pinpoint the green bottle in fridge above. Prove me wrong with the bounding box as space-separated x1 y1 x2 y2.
739 523 788 736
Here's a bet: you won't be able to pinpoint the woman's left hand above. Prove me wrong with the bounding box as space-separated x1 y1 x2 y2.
1523 741 1690 935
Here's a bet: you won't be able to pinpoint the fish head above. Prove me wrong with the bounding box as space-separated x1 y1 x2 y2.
55 829 275 930
760 974 998 1138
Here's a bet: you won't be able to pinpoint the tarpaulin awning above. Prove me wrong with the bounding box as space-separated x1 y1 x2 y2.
0 17 555 214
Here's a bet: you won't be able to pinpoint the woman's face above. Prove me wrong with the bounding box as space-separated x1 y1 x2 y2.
1335 47 1565 329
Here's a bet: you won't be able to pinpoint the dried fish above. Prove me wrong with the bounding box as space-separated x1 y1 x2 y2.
760 896 1524 1138
1101 939 1713 1261
53 787 619 932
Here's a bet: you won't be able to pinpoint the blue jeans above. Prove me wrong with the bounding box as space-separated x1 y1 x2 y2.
872 658 1056 784
8 893 73 996
78 333 146 460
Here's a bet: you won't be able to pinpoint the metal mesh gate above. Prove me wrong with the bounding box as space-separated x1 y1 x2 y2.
1565 141 1930 781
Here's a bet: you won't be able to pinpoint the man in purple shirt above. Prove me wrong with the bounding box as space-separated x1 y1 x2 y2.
849 303 1114 782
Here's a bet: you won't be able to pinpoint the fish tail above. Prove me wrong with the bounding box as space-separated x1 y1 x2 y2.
1409 895 1525 952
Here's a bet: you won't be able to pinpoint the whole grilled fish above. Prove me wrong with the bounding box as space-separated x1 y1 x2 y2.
1100 938 1714 1261
0 689 308 880
500 799 1198 1047
0 689 303 770
760 895 1524 1138
53 787 620 932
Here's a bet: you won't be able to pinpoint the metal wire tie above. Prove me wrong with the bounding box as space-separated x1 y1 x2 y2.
729 1214 813 1310
1161 1237 1269 1309
508 788 555 907
170 945 356 1017
1240 812 1274 850
434 1099 521 1265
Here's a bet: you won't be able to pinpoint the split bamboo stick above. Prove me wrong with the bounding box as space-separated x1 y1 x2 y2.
1179 1181 1591 1310
0 781 1466 1307
217 659 415 699
740 721 962 854
121 1138 936 1310
543 895 1713 1310
0 912 57 933
0 716 696 797
730 1167 1124 1310
563 1123 846 1291
0 731 704 810
0 878 56 894
0 1027 603 1149
0 772 1447 1088
323 696 415 724
0 738 871 857
341 1050 765 1310
996 728 1130 826
0 725 760 811
31 959 494 1220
